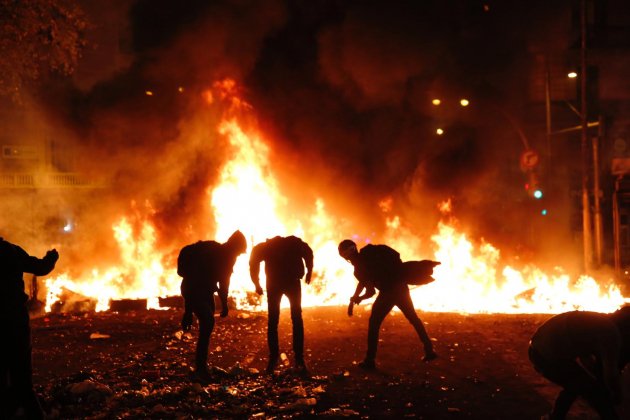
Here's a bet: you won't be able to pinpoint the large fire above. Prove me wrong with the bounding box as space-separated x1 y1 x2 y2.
44 80 628 315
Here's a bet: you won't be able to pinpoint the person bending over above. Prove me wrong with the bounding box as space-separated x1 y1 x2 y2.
528 306 630 419
250 235 313 374
338 239 437 370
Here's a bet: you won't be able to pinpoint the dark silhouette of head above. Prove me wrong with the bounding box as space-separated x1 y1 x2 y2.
338 239 358 261
226 230 247 255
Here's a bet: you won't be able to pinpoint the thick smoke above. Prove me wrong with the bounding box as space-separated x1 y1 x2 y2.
2 0 584 276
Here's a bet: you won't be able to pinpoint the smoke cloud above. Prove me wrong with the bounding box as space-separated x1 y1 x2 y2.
1 0 583 276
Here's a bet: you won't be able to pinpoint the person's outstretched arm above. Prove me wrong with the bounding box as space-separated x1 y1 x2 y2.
20 248 59 276
359 284 376 301
181 298 193 331
249 245 264 295
302 242 314 285
598 336 623 404
347 282 376 317
350 282 365 304
351 282 376 304
217 275 230 317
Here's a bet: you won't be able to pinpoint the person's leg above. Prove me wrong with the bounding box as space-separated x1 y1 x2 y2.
395 285 436 360
0 330 10 419
9 309 43 419
528 346 573 419
549 389 578 419
266 288 282 372
528 346 617 419
192 295 216 372
363 292 395 368
551 372 617 419
577 385 619 419
286 281 305 368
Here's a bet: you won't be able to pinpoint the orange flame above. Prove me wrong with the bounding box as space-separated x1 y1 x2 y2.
44 79 628 314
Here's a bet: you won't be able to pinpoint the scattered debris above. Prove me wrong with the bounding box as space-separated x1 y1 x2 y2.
30 307 566 418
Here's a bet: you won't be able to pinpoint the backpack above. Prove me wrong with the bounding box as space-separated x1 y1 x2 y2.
177 240 222 280
355 244 403 288
260 236 309 280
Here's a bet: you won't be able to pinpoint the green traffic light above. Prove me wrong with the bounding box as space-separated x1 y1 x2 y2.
533 189 543 199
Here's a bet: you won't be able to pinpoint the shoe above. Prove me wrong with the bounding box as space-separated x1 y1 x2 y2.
294 360 310 377
358 359 376 370
422 350 438 362
192 366 215 383
266 358 278 374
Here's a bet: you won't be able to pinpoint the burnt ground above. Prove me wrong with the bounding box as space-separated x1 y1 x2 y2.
28 306 630 419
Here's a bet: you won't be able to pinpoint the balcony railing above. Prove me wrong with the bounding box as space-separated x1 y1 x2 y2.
0 172 106 189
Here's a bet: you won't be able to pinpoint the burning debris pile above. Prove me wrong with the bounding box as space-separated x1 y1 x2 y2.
32 79 627 316
4 3 627 317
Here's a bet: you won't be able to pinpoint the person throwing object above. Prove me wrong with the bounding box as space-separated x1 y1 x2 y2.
1 236 59 419
177 230 247 380
338 239 438 369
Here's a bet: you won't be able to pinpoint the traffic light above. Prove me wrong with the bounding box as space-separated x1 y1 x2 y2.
524 171 543 199
523 171 550 216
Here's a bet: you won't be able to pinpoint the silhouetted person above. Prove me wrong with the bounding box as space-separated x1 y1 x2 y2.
0 237 59 419
249 236 313 374
338 239 437 369
177 230 246 380
528 307 630 420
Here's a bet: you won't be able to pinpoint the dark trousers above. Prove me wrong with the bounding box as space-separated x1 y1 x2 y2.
528 345 618 419
187 294 216 370
266 281 304 363
366 283 433 362
1 307 43 419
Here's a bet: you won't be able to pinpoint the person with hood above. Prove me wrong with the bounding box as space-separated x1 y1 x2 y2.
0 237 59 419
177 230 247 380
249 235 313 374
338 239 438 369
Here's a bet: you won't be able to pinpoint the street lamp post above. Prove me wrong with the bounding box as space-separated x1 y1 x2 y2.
580 0 593 270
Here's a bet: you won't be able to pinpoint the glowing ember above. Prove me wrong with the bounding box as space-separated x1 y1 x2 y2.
43 79 628 315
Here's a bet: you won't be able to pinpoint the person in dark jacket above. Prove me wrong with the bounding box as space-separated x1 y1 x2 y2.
528 306 630 419
177 230 246 380
338 239 437 369
249 235 313 374
0 237 59 419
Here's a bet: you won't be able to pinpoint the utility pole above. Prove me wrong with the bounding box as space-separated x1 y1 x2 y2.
545 55 552 161
580 0 593 270
593 116 604 266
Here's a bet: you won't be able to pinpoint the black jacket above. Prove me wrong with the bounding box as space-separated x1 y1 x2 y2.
249 236 313 287
0 238 57 308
